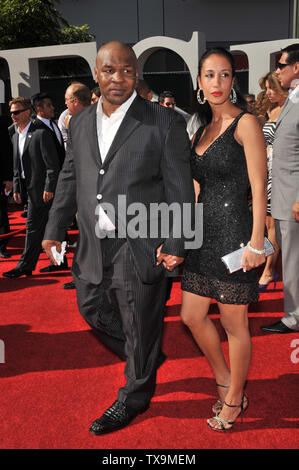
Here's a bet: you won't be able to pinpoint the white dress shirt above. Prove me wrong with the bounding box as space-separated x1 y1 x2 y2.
57 109 69 148
37 115 62 145
96 90 137 230
289 84 299 103
17 122 31 178
96 90 137 162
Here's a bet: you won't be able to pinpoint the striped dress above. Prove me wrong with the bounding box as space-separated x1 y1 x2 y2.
262 121 276 215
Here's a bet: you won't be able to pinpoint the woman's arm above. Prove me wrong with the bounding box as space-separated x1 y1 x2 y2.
235 113 267 270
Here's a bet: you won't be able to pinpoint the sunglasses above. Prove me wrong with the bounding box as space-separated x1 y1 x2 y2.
10 107 31 116
277 62 290 70
165 102 176 107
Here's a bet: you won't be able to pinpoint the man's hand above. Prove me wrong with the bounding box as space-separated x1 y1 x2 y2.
43 191 54 203
42 239 62 265
156 244 184 272
292 202 299 222
13 192 22 204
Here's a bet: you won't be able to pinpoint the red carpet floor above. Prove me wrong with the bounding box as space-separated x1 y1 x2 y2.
0 205 298 452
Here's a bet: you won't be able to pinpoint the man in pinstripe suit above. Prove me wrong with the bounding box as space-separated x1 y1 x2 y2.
43 41 194 435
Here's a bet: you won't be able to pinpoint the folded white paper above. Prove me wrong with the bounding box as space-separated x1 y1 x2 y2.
51 241 67 265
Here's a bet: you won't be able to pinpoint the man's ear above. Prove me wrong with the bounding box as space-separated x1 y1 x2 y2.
94 67 99 83
294 61 299 77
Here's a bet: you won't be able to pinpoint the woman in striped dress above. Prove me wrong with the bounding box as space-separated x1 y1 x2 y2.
257 72 288 290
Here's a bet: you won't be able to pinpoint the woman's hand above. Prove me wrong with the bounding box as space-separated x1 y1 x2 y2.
241 247 266 272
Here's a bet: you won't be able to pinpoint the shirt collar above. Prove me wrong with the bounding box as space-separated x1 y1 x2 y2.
17 121 31 135
37 115 51 126
289 85 299 103
96 90 137 119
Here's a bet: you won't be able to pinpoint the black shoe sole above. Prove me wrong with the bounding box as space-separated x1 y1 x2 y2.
39 267 69 273
89 420 132 436
3 272 32 278
261 328 293 334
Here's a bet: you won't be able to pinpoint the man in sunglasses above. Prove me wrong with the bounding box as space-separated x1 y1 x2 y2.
158 90 176 108
261 44 299 334
3 97 60 278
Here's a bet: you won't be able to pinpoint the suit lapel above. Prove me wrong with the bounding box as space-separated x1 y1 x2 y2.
12 132 21 172
103 97 142 167
87 105 102 168
50 119 64 147
22 123 34 156
276 93 295 127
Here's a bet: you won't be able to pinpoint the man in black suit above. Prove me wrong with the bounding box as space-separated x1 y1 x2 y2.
0 126 13 258
3 98 60 278
31 92 65 168
30 92 68 272
42 42 194 435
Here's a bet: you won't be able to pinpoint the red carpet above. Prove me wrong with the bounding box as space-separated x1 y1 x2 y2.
0 204 298 453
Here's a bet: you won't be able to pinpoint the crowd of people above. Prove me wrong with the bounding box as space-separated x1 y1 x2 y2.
0 40 298 435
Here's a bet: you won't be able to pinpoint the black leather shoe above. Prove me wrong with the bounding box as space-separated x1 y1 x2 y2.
157 351 167 369
0 247 11 258
39 260 69 273
62 280 75 289
89 400 148 435
261 320 295 334
3 267 32 278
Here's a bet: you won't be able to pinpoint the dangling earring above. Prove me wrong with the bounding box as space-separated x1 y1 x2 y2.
230 88 237 104
197 88 206 105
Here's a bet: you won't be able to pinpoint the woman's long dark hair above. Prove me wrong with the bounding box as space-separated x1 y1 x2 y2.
195 47 247 126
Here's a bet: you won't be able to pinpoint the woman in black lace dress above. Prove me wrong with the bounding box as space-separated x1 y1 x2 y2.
180 48 267 431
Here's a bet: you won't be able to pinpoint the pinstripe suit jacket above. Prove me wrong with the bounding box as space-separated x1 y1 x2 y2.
44 95 194 284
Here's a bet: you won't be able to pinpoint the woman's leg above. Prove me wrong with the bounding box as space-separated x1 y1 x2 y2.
181 291 230 395
208 303 251 429
259 215 280 285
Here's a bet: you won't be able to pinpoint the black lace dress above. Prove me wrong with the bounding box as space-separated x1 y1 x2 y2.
182 112 259 304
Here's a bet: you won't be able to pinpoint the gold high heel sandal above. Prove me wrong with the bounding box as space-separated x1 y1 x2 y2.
212 383 230 414
208 394 249 432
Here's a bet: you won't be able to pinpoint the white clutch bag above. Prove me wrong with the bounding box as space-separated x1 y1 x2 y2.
221 237 274 274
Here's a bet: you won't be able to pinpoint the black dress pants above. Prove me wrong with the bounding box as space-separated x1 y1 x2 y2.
17 197 51 271
74 238 168 411
0 191 10 250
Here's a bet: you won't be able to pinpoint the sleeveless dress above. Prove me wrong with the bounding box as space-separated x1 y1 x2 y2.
181 112 259 304
262 121 276 215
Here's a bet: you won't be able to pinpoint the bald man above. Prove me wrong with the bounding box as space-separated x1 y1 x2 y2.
65 82 91 116
43 41 194 435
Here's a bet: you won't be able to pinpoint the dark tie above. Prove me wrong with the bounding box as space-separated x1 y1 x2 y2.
50 119 62 145
49 119 55 131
